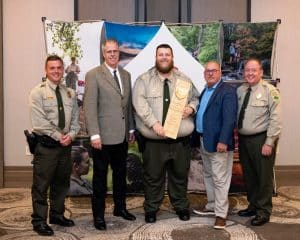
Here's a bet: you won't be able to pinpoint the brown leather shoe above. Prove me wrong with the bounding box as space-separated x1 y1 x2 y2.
214 216 226 229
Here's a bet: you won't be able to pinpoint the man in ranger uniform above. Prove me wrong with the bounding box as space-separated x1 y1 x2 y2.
237 58 281 226
29 55 80 236
133 43 199 223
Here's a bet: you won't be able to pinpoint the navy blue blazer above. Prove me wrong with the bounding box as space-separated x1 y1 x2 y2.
196 81 237 152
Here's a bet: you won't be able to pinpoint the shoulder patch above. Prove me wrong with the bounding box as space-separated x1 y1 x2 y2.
270 89 280 102
67 90 72 98
66 88 75 98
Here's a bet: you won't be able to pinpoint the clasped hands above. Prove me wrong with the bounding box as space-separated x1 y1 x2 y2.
60 134 72 146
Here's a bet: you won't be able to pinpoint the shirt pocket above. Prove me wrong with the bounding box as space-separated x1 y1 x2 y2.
43 98 57 112
42 98 58 120
250 98 268 117
64 98 73 110
145 89 162 106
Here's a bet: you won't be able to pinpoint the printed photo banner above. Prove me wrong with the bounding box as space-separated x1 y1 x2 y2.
44 20 278 195
222 22 278 82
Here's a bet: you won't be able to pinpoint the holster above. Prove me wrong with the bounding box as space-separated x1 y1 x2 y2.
24 130 38 154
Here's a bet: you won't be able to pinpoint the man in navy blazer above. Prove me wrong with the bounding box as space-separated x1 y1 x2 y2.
193 61 237 229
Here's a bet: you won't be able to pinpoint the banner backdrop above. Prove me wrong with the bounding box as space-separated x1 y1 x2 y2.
222 22 278 81
43 20 278 196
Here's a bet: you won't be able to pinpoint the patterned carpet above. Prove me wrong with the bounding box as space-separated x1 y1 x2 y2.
0 187 299 239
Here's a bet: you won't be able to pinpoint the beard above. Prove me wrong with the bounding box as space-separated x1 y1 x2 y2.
155 60 174 74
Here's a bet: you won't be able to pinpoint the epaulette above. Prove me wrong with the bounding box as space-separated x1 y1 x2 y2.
262 80 279 92
39 82 46 88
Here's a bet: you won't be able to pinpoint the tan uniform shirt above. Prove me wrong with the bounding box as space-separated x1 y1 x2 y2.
237 80 281 146
29 79 80 141
133 67 199 139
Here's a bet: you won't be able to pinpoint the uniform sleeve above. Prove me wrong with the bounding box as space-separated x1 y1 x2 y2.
29 87 62 140
68 91 80 140
187 82 199 113
132 76 159 128
265 88 281 146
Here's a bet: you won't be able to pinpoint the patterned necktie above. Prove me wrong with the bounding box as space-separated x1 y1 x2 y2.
113 70 121 90
55 86 65 130
238 87 251 129
162 78 170 125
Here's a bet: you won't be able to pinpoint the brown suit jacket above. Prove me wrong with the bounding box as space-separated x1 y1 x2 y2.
83 63 134 144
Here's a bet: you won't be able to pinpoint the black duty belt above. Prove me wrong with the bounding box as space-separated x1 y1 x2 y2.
145 136 190 144
238 131 267 138
34 133 61 148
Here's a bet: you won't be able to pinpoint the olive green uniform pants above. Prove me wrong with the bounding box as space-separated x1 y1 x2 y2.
238 132 277 218
142 138 191 213
31 143 72 226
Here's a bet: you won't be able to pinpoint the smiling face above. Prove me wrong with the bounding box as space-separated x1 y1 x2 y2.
204 61 221 88
45 59 64 85
103 40 120 69
244 59 263 86
155 46 174 74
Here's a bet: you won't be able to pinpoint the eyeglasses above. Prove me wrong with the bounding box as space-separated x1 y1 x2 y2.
205 69 219 74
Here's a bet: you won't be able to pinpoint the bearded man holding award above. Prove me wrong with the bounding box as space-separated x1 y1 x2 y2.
132 43 199 223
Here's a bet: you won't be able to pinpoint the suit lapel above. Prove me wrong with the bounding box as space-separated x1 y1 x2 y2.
205 81 224 109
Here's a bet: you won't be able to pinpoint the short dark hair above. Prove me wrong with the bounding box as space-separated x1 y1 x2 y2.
45 55 63 68
244 58 263 69
156 43 173 56
71 146 88 166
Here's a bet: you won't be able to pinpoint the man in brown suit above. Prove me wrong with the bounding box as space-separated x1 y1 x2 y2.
83 39 136 231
